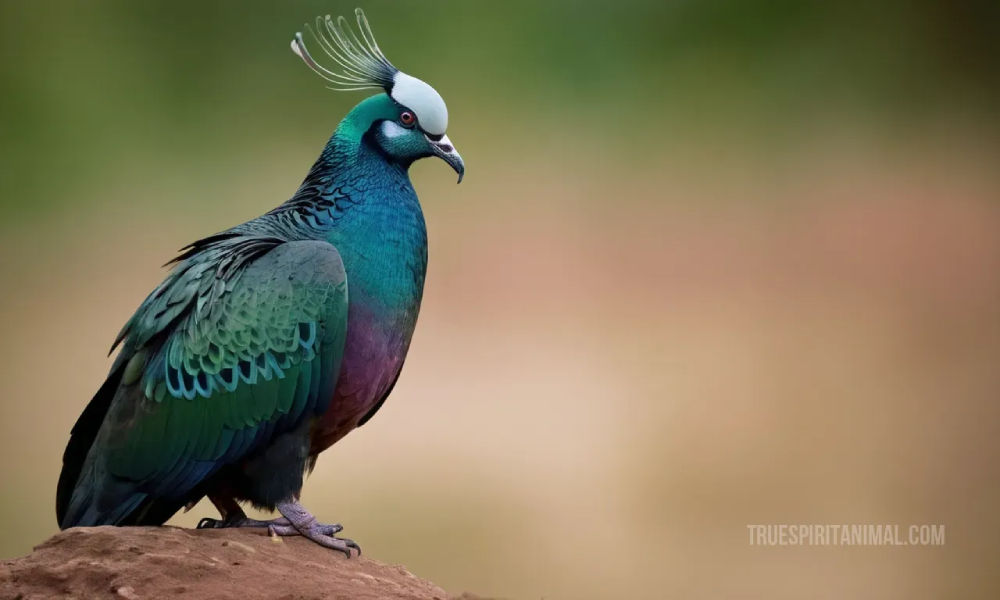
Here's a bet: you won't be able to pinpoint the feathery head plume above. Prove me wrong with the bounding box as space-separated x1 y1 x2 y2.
292 8 451 136
291 8 398 92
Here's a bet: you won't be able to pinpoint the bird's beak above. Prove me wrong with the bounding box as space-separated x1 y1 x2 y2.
427 134 465 184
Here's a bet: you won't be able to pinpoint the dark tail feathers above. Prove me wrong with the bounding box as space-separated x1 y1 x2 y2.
56 364 124 528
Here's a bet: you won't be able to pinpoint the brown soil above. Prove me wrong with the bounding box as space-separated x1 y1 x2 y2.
0 527 487 600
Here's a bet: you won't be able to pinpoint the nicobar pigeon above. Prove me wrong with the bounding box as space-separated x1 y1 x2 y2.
56 8 464 557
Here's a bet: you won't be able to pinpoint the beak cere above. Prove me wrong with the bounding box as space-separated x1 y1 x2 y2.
427 134 465 184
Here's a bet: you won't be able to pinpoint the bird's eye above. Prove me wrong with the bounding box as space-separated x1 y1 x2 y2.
399 111 416 128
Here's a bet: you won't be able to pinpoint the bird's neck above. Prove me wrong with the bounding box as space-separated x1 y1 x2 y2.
283 128 428 319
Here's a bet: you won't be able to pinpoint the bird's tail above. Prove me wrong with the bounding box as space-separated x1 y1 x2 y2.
60 480 148 528
56 362 158 528
62 476 188 528
56 355 203 528
56 363 125 527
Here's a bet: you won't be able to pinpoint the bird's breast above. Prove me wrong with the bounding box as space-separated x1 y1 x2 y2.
311 210 428 453
311 300 413 453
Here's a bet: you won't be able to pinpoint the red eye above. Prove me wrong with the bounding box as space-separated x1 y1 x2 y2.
399 111 416 127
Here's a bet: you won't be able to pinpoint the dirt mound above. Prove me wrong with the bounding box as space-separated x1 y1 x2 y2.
0 526 484 600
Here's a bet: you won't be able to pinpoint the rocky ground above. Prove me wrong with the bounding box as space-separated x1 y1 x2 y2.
0 527 489 600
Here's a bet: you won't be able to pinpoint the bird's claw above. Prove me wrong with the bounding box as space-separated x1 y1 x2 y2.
341 538 362 558
309 531 360 559
201 500 358 556
196 514 251 529
265 522 358 557
197 517 224 529
199 514 295 529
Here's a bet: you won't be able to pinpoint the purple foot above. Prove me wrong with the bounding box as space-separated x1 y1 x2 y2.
196 515 343 537
196 502 359 558
273 500 361 558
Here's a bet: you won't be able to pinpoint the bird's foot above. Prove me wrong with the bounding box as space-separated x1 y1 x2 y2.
195 501 358 557
196 514 345 537
274 499 361 558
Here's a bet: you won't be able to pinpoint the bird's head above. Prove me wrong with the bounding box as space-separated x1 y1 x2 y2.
292 9 464 183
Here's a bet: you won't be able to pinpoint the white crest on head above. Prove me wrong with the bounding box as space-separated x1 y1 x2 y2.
390 72 449 136
292 8 450 136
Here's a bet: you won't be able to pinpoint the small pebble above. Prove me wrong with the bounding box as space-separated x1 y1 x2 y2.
114 585 139 599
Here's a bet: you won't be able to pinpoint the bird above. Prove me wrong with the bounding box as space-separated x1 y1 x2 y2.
55 8 463 557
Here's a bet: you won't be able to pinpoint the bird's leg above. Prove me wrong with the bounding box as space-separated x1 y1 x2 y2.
195 496 353 555
210 495 246 522
273 499 361 558
197 514 308 530
196 495 339 534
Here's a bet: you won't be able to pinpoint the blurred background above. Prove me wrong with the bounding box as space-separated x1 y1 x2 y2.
1 1 999 598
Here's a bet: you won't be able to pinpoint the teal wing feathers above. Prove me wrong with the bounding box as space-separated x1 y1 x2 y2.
58 239 348 527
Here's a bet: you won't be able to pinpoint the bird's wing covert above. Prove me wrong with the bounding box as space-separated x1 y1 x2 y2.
94 240 348 500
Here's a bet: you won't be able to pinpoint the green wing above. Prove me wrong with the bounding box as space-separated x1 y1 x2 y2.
58 239 348 527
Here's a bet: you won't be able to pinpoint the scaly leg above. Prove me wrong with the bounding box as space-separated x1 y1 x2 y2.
197 514 343 537
195 497 357 557
197 495 338 533
272 499 360 558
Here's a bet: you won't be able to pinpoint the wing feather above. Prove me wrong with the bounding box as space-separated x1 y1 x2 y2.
59 239 348 528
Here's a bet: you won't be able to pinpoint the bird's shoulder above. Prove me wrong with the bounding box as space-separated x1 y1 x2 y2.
111 216 346 374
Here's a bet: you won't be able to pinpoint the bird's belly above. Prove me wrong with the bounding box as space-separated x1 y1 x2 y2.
310 305 410 453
